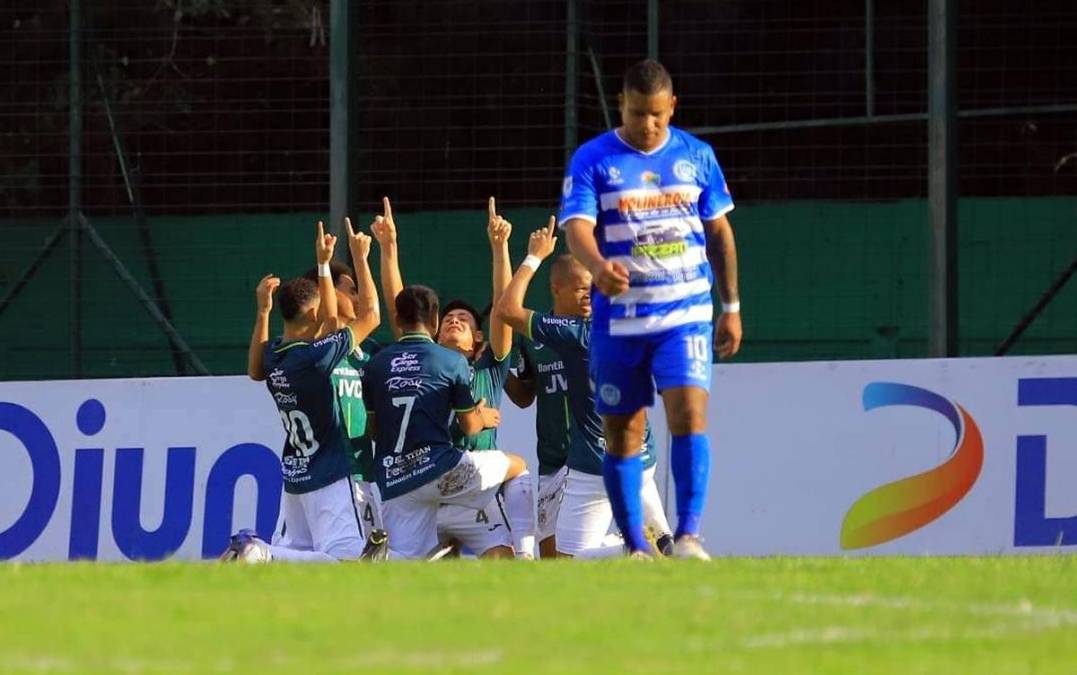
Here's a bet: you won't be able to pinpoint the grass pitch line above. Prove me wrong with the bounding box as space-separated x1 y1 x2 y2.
764 590 1077 625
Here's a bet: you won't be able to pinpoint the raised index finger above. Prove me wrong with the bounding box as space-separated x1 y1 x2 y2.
488 196 496 220
316 220 325 240
382 196 393 222
546 215 556 236
344 216 355 237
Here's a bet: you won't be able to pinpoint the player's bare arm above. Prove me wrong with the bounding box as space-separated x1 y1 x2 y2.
504 373 536 408
314 220 339 331
704 214 742 359
372 196 405 338
344 216 381 341
564 218 629 296
456 398 490 436
487 196 514 359
246 273 279 381
495 216 558 336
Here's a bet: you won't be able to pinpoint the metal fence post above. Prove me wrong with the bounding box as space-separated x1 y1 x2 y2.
928 0 958 357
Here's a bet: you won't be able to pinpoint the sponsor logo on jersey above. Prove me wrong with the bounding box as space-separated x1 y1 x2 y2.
562 176 573 197
631 240 687 258
314 331 347 347
599 384 621 406
536 360 564 374
386 376 423 391
641 170 662 187
616 190 693 216
673 160 698 182
273 391 298 405
390 352 421 373
541 316 576 327
269 368 290 390
607 166 624 185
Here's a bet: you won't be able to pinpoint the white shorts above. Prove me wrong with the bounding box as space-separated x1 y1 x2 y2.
273 476 365 560
536 465 568 542
382 451 510 560
437 495 512 556
555 465 665 556
354 479 385 533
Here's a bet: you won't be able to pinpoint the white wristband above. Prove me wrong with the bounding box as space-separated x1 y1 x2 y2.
721 301 741 314
317 262 331 278
521 255 542 272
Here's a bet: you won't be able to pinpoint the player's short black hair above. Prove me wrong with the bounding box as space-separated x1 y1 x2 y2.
396 285 441 328
550 254 588 286
301 261 353 288
441 299 484 330
623 59 673 95
276 277 319 322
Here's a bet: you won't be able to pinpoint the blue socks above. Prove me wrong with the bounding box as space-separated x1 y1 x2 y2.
671 433 710 539
602 453 649 553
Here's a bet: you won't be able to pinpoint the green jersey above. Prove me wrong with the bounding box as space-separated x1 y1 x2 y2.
518 340 570 475
451 346 511 451
331 347 373 481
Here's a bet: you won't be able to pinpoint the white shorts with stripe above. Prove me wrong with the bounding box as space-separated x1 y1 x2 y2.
273 475 366 560
382 451 511 560
555 465 669 556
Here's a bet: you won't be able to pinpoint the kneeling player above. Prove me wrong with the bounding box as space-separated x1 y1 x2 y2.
224 221 380 562
372 197 533 558
363 285 534 560
495 220 673 557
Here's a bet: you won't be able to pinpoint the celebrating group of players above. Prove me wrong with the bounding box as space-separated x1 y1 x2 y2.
222 58 742 562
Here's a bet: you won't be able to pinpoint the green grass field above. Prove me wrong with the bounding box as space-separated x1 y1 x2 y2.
2 557 1076 674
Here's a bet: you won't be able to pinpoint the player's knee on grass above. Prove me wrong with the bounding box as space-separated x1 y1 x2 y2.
539 536 558 560
601 410 647 457
480 545 516 560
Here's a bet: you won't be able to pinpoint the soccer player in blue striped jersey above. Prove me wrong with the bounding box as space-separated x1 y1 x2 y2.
559 59 743 559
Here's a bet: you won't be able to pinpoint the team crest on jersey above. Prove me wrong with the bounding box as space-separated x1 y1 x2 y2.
562 176 573 197
606 166 624 185
641 171 662 187
673 160 698 182
599 384 621 406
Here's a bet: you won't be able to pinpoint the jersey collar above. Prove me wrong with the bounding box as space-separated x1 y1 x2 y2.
613 127 672 156
399 332 434 343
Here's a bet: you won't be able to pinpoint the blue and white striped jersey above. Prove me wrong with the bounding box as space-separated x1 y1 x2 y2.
558 127 734 337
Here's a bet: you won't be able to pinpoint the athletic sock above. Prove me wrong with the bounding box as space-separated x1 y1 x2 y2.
501 472 536 557
670 433 710 539
602 453 648 552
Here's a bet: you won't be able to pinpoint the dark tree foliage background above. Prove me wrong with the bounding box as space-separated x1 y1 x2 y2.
1 0 1075 217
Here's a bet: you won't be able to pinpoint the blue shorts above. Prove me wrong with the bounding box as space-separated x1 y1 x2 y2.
589 322 713 415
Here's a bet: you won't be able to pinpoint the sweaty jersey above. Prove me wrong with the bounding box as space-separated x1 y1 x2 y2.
517 341 570 476
527 312 656 475
558 127 734 338
263 328 356 494
331 347 372 481
451 346 511 451
362 333 475 500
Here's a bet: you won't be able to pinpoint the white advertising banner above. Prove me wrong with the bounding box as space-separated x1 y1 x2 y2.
2 355 1075 561
0 377 284 562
